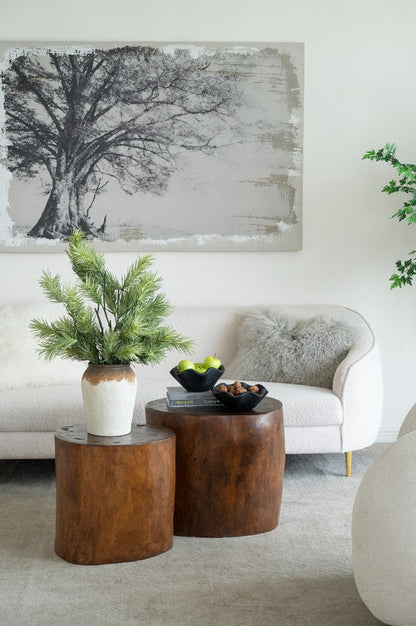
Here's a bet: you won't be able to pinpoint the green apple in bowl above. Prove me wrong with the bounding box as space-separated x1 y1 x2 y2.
177 359 195 373
171 356 224 391
203 355 221 370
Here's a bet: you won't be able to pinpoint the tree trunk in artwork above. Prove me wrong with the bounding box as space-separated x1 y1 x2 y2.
28 168 105 239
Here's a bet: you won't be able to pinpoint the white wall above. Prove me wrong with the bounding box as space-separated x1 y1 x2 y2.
1 0 416 440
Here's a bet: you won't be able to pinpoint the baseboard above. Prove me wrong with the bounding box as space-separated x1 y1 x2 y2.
376 426 399 443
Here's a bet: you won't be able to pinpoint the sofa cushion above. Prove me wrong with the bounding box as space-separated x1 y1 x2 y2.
0 385 86 432
222 379 343 427
0 303 85 390
227 308 353 389
259 381 343 427
0 377 342 432
0 379 171 432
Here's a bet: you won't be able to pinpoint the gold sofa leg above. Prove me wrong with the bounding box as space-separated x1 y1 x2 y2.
345 451 352 477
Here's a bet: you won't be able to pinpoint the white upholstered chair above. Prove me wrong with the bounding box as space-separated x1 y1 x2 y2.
352 405 416 625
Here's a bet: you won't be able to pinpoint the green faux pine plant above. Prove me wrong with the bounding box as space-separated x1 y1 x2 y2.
30 229 193 365
363 143 416 289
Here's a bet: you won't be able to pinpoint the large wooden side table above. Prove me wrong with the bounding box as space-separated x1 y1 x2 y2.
145 397 285 537
54 424 175 565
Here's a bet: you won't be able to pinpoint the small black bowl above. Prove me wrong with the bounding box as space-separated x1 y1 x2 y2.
212 382 268 411
170 364 225 392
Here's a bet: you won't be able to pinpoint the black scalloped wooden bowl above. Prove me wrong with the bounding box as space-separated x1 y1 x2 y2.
170 364 225 392
212 382 268 411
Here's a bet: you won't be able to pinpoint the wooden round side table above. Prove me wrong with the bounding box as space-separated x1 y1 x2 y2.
145 397 285 537
54 424 175 565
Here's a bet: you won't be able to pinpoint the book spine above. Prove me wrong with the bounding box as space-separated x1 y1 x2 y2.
167 392 216 401
167 398 222 407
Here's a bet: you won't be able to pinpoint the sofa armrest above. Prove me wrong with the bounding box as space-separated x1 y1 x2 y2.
333 335 383 452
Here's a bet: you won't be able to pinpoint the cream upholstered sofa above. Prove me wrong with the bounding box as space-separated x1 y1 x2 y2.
0 303 383 474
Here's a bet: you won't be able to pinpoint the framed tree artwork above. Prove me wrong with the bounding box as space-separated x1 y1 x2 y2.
0 42 303 252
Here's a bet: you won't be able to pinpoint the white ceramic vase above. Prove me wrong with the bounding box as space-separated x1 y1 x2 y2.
81 363 137 436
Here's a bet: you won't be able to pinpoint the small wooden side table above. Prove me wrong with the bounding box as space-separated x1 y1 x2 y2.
145 397 285 537
54 424 175 565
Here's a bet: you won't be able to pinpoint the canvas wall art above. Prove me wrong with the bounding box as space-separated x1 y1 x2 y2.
0 41 303 252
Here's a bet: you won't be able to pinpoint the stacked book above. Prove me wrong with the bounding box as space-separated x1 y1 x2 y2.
166 386 222 408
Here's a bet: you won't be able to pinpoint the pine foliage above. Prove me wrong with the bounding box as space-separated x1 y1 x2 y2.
30 229 193 365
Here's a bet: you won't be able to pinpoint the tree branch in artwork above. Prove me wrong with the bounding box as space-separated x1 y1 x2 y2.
2 45 242 239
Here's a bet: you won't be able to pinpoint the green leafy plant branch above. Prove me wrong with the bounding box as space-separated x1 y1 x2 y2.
363 143 416 289
30 229 193 365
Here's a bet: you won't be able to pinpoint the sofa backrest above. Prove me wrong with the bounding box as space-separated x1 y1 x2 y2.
0 303 85 391
0 302 375 389
137 306 239 380
139 303 375 382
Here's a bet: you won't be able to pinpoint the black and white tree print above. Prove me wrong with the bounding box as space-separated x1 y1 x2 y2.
2 46 241 240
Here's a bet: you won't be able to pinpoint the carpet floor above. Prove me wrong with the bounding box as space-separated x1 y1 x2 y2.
0 445 387 626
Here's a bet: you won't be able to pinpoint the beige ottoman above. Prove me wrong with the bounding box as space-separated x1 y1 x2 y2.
352 409 416 625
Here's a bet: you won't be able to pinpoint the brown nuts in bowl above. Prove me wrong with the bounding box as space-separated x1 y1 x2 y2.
217 381 260 396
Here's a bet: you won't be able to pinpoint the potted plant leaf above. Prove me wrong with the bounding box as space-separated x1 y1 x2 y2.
363 143 416 288
30 229 193 436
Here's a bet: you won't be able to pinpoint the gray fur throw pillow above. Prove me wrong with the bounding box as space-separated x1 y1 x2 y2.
227 309 353 389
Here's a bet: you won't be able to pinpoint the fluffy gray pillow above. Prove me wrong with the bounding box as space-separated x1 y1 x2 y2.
227 309 353 389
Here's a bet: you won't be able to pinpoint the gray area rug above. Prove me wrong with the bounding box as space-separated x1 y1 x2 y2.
0 446 387 626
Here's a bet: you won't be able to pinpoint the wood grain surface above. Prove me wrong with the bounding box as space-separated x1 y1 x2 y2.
54 424 175 565
145 398 285 537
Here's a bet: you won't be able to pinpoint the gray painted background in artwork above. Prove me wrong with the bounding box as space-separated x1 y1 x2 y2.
0 41 304 252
